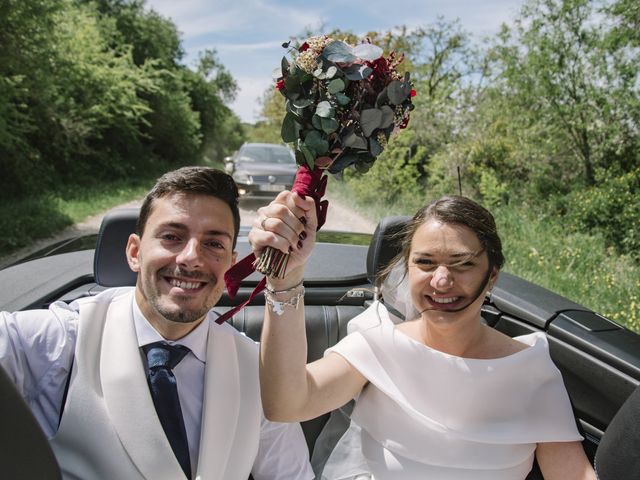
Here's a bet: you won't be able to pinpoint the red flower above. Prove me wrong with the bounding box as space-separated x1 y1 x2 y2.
367 57 390 78
275 79 285 91
299 42 309 52
410 89 416 97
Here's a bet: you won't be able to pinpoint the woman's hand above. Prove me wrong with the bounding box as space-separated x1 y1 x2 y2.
248 190 317 287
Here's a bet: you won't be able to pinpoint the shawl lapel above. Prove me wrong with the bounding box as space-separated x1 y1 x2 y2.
101 293 187 480
195 322 243 480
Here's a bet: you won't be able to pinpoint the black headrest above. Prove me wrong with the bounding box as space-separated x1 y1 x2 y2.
94 208 139 287
595 384 640 480
0 364 61 478
366 216 410 285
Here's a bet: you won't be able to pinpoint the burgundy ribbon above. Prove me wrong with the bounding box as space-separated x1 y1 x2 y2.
216 164 328 324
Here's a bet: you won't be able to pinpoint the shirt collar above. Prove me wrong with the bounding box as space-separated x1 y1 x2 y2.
132 296 209 363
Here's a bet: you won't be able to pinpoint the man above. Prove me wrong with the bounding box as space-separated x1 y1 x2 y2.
0 167 314 479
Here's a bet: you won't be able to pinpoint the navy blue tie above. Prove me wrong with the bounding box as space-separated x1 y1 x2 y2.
143 342 192 479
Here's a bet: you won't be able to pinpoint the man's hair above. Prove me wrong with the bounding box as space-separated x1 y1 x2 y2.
137 166 241 248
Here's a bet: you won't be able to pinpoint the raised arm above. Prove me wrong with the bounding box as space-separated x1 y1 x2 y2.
536 441 596 480
248 191 367 422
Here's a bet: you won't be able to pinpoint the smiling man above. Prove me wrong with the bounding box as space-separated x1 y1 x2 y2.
0 167 314 480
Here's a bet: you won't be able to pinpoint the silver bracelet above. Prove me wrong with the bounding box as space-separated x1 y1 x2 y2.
264 283 305 316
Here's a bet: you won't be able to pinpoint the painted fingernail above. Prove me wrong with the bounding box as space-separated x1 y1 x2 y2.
288 245 293 253
299 231 307 240
297 240 303 249
299 217 307 225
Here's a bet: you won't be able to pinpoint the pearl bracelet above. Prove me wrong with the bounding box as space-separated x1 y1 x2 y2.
264 282 305 316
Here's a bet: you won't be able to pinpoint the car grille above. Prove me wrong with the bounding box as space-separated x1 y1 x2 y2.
250 175 294 183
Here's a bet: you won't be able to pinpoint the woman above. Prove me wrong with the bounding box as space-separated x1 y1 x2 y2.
249 192 595 480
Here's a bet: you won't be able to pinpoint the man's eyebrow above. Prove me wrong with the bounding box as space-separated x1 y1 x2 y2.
204 229 233 241
159 222 233 241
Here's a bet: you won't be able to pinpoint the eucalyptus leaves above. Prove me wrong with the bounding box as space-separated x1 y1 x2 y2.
275 36 414 174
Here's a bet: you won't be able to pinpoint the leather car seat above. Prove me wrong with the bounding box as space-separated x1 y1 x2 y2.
594 384 640 479
0 364 61 479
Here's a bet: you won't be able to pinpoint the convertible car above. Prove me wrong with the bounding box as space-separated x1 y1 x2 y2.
1 209 639 479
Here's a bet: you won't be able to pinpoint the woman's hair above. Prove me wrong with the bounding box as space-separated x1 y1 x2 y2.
378 195 504 287
137 166 241 248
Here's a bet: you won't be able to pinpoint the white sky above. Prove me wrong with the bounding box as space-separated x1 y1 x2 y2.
145 0 526 123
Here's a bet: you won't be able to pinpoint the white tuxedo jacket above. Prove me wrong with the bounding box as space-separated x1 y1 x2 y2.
50 288 261 479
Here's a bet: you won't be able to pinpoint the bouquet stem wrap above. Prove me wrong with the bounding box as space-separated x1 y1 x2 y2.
215 164 328 324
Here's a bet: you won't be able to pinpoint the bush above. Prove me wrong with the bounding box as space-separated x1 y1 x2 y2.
565 168 640 258
345 128 428 209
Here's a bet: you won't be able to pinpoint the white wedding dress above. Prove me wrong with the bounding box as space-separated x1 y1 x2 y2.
319 302 582 480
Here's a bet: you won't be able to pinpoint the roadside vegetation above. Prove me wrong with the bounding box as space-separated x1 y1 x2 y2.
2 0 638 331
0 0 243 253
329 180 639 333
253 0 640 332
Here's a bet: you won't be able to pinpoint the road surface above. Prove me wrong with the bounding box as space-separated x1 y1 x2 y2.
0 195 375 268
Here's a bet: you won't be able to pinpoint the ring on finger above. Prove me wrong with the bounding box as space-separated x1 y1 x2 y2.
261 217 269 230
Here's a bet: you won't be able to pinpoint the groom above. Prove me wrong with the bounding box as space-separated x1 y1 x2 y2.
0 166 313 479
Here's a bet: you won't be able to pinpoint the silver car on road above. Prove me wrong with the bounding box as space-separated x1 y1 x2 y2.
225 143 297 197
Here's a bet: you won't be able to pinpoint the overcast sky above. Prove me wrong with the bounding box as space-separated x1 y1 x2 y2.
145 0 526 124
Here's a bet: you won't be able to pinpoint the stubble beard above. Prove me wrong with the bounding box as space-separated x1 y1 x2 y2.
144 266 223 325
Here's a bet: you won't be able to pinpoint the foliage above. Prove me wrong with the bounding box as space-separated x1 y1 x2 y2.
249 89 288 144
0 173 161 256
0 0 243 204
489 0 640 187
344 128 427 209
564 168 640 258
495 202 640 333
186 50 243 161
275 35 414 173
86 0 184 67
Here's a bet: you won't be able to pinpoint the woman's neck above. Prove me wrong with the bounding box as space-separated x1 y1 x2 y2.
417 313 487 358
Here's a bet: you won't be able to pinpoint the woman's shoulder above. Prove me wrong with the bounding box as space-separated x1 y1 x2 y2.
484 328 535 358
346 301 393 335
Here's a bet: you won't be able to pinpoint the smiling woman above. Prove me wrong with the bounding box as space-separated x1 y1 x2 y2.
254 192 596 480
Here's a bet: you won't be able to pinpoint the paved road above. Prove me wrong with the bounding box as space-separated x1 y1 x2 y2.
0 194 375 269
237 196 375 233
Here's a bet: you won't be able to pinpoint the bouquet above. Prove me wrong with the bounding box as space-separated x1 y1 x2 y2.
254 35 415 277
218 35 414 323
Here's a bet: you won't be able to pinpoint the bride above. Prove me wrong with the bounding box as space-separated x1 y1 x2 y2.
248 192 596 480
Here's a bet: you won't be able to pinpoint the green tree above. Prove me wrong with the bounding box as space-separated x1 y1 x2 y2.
249 88 287 144
0 0 66 197
490 0 640 186
86 0 183 67
187 49 244 162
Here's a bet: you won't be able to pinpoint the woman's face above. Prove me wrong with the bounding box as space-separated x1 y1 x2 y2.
407 219 497 320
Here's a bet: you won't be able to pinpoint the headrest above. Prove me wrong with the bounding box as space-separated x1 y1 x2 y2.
0 364 61 478
366 216 411 285
94 208 139 287
595 384 640 480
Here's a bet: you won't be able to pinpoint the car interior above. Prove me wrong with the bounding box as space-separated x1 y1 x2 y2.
1 208 639 479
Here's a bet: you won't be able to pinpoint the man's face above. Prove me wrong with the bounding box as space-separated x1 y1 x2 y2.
126 193 237 339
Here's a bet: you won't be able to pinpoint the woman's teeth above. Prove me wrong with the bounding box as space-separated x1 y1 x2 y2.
431 296 459 304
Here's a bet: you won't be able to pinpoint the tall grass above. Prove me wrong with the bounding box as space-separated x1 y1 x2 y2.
0 176 159 257
494 204 639 333
328 179 640 333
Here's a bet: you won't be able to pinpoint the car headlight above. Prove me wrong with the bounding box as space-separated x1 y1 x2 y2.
233 172 251 183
